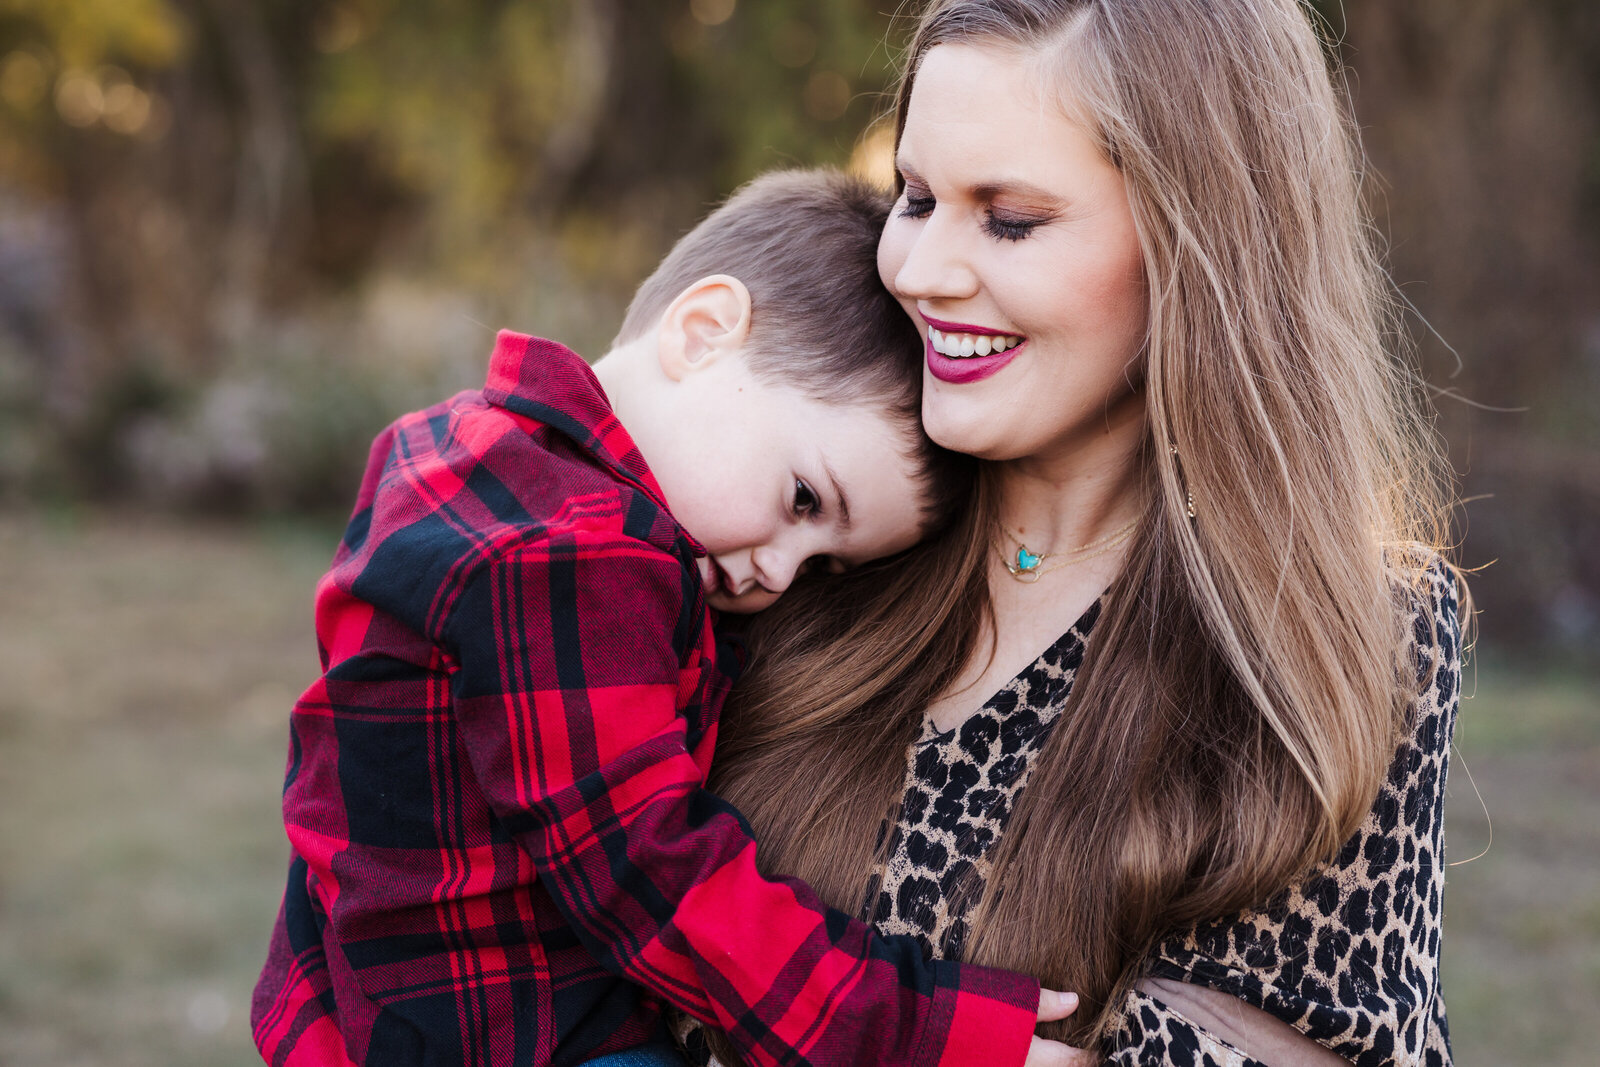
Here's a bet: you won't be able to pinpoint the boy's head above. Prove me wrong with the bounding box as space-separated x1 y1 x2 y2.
606 169 972 613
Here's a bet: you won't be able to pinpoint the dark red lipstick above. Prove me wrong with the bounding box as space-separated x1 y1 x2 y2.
921 314 1012 335
919 313 1028 385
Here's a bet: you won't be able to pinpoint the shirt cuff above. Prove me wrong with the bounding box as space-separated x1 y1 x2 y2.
926 960 1039 1067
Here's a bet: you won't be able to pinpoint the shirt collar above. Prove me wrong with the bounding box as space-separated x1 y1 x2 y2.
482 330 701 551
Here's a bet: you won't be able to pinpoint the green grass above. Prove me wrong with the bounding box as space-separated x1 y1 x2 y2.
0 511 1593 1064
1438 662 1599 1064
0 511 333 1066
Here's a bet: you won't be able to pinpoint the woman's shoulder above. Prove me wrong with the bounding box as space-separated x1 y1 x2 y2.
1386 544 1465 730
1386 544 1464 644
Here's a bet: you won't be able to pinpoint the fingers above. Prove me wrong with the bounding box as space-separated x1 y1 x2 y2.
1023 1035 1100 1067
1035 988 1080 1023
1026 991 1090 1067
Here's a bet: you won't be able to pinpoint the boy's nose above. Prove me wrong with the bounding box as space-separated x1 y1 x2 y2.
750 544 803 596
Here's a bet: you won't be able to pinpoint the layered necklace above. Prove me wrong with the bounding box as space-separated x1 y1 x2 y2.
998 518 1138 583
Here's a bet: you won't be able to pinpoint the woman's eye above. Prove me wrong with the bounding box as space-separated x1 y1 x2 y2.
899 192 935 219
792 479 819 516
983 211 1044 242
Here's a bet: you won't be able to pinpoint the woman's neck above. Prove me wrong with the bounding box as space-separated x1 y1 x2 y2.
926 432 1146 734
991 424 1147 556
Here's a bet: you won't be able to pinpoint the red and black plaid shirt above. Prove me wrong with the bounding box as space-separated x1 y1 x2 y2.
252 331 1039 1067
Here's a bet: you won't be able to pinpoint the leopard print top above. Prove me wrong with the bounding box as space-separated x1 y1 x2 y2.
864 600 1101 959
869 561 1462 1066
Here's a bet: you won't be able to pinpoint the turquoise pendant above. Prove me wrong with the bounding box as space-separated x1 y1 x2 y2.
1015 547 1042 571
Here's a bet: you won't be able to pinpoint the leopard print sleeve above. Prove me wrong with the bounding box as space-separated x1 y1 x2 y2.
1107 559 1463 1067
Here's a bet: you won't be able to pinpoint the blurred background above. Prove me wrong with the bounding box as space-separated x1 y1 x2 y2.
0 0 1594 1063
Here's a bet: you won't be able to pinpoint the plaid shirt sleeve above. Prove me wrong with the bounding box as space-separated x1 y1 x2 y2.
447 528 1041 1067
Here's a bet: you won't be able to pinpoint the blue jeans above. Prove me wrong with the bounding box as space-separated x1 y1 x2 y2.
580 1044 687 1067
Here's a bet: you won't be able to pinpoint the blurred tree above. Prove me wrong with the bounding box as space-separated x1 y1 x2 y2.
0 0 325 494
0 0 900 498
0 0 905 340
1332 0 1600 658
0 0 1595 657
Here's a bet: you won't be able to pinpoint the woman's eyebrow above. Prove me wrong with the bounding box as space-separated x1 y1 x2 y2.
896 159 1063 208
970 178 1065 206
895 157 924 184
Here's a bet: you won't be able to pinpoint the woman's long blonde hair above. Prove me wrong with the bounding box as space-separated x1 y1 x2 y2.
710 0 1462 1045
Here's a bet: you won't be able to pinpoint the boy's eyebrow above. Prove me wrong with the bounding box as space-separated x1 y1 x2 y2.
823 460 852 531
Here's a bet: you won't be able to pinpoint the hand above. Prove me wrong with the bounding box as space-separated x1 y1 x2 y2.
1024 989 1098 1067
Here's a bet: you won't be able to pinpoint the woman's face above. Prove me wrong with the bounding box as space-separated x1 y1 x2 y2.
878 42 1149 466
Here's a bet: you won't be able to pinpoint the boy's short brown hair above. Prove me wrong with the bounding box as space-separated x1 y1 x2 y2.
616 168 969 530
618 168 917 406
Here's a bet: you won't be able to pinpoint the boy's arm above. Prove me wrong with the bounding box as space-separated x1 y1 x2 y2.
448 533 1041 1067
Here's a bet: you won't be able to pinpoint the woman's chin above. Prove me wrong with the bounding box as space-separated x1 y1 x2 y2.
921 403 1016 461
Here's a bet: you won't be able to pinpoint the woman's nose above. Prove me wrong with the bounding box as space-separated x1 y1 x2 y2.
890 213 979 302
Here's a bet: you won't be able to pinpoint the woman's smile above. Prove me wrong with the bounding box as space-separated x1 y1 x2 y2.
922 312 1029 383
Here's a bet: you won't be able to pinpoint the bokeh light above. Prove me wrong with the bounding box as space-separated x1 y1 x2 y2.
849 123 896 190
54 69 104 127
314 4 367 54
772 21 817 69
0 50 50 111
102 81 152 135
689 0 736 29
802 69 851 122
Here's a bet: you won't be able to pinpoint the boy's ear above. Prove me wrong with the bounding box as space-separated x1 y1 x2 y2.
657 274 753 382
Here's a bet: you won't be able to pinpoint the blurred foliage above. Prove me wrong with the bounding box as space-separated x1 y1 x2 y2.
0 0 1597 661
0 0 903 511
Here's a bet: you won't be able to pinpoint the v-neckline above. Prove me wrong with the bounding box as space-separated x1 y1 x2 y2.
918 597 1102 745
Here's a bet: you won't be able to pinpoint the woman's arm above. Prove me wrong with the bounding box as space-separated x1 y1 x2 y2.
1134 979 1347 1066
1106 561 1463 1067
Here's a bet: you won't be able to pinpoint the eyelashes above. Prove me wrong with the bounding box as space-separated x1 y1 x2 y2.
983 214 1041 242
900 193 935 219
896 188 1047 242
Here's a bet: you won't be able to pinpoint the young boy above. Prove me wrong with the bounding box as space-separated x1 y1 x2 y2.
252 170 1065 1067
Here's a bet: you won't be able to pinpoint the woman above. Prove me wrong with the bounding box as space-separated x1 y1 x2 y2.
708 0 1464 1063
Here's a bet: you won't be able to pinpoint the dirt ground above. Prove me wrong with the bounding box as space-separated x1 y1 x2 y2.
0 511 1592 1065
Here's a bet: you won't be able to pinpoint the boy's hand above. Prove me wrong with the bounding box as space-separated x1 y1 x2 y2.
1025 990 1098 1067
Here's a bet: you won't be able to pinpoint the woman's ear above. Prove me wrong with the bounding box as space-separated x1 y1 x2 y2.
657 274 754 382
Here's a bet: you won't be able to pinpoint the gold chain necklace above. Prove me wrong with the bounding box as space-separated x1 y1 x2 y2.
998 519 1138 583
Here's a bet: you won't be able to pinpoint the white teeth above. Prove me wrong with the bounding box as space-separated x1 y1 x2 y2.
929 328 1023 358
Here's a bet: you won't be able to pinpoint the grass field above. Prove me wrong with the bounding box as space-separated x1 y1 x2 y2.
0 511 1592 1065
